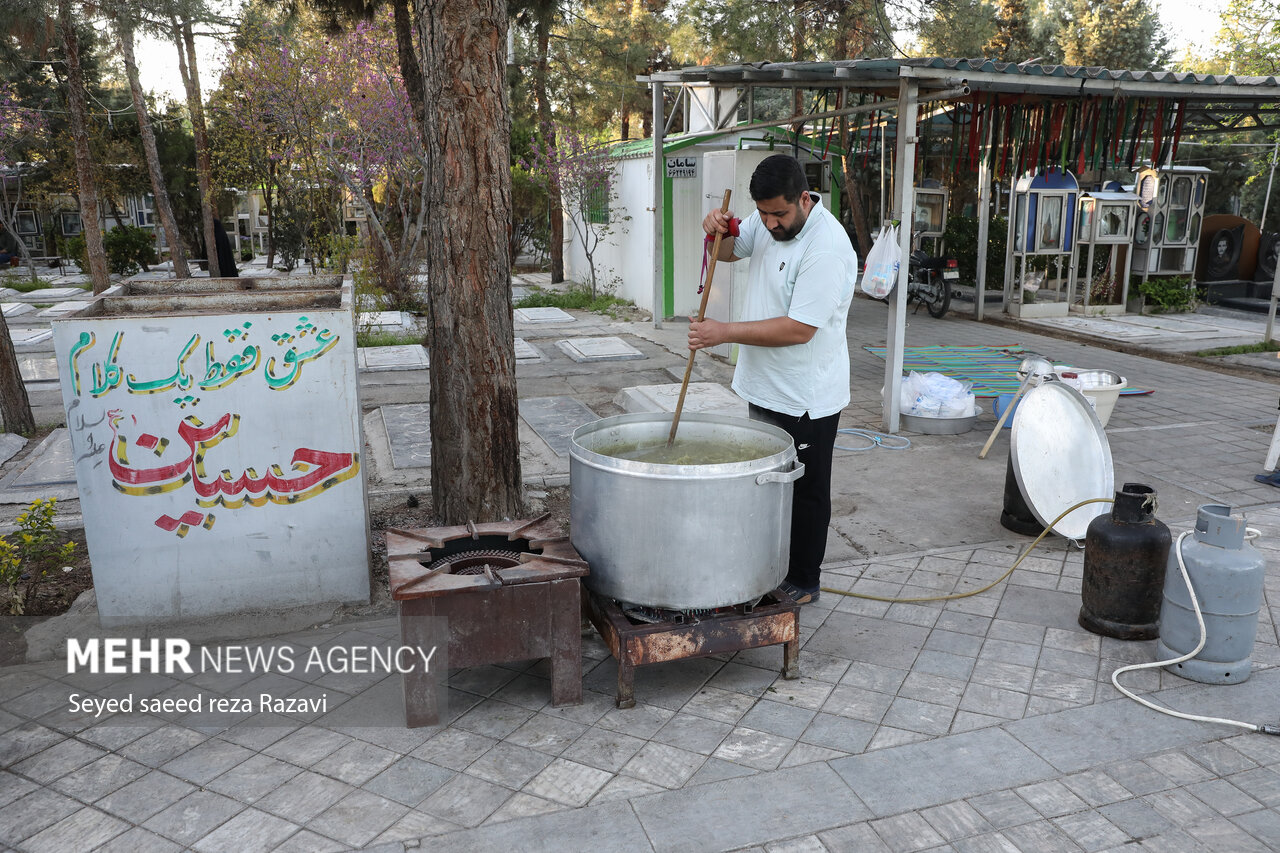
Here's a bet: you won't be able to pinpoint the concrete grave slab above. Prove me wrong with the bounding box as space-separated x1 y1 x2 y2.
1108 315 1225 338
1025 316 1161 340
514 337 544 363
359 345 429 372
0 433 27 466
12 287 88 303
0 288 19 299
0 429 78 503
1 303 35 318
613 382 746 417
358 311 414 330
519 396 599 457
555 336 645 363
515 307 574 323
10 329 53 348
19 356 59 383
380 403 431 469
36 301 92 320
511 286 531 303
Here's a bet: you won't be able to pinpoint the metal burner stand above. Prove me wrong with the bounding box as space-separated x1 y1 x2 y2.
584 589 800 709
388 514 587 727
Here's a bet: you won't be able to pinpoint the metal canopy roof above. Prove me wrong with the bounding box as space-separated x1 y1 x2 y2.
639 58 1280 434
640 58 1280 132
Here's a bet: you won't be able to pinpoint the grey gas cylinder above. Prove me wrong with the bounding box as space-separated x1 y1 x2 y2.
1156 504 1267 684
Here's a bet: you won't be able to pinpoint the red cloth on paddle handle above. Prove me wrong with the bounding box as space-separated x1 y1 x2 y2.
698 218 739 293
703 217 740 243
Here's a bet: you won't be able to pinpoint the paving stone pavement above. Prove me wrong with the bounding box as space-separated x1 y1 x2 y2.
1 280 1280 850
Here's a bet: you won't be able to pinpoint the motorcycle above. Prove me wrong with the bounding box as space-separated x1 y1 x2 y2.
906 249 957 318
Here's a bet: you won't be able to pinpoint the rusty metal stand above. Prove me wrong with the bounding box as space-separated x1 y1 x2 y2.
584 589 800 709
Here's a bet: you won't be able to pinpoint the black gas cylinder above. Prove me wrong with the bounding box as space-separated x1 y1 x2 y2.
1000 452 1042 536
1079 483 1171 640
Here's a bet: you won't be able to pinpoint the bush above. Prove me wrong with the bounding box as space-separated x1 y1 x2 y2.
101 225 157 276
943 214 1007 290
240 249 254 262
0 498 76 615
274 206 305 271
511 165 550 265
1138 275 1197 313
65 235 87 272
515 283 634 317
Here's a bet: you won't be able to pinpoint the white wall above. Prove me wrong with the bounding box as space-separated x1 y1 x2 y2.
563 158 653 309
52 291 370 627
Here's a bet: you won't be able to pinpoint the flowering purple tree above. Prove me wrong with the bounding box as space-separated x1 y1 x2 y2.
525 126 624 298
227 15 426 302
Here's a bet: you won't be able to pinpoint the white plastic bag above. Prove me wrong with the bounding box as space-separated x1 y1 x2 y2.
861 223 901 299
899 371 975 418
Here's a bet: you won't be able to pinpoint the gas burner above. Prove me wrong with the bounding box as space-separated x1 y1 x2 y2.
426 549 523 576
385 513 587 599
387 514 589 727
620 596 765 625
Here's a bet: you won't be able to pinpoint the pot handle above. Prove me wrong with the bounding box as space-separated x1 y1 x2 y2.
756 462 805 485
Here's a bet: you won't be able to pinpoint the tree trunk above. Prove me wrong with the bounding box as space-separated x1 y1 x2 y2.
175 19 219 278
0 309 33 434
117 18 191 279
57 0 110 295
107 200 127 229
418 0 523 524
391 0 427 134
534 12 564 282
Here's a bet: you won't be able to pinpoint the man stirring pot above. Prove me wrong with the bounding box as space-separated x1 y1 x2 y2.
689 154 858 605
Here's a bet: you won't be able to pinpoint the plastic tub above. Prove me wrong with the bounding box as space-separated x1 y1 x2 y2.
900 406 982 435
1055 369 1125 427
993 393 1021 427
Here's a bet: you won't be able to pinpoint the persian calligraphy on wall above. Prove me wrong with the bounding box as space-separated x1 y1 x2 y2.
52 298 370 627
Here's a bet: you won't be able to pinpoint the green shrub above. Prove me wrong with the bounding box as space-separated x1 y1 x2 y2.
0 498 76 615
101 226 157 276
1138 275 1197 313
66 235 87 272
943 214 1007 289
320 233 360 274
515 283 635 316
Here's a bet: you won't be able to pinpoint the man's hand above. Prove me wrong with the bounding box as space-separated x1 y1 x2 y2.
702 208 735 236
688 317 726 351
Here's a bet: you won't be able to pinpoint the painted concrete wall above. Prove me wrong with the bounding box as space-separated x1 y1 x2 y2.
51 287 370 627
562 158 652 310
563 139 837 320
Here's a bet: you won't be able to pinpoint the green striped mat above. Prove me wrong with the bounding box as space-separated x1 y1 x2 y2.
863 344 1151 397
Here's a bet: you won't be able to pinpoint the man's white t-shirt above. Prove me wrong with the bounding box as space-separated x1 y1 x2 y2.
730 193 858 419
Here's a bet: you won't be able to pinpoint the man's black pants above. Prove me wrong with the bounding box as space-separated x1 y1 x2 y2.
748 404 839 591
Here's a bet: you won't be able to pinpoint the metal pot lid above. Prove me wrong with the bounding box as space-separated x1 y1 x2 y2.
1011 381 1114 540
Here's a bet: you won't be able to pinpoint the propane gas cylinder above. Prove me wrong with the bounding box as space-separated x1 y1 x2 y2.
1079 484 1171 640
1156 504 1266 685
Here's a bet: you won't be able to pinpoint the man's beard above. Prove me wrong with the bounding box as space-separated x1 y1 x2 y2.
769 210 807 242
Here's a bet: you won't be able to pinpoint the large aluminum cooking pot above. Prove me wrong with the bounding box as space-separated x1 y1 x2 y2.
570 412 804 610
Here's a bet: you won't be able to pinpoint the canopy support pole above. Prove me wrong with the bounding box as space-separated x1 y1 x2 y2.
883 74 919 434
652 81 665 329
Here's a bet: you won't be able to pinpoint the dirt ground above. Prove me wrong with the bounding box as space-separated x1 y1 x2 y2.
0 528 93 666
0 485 572 667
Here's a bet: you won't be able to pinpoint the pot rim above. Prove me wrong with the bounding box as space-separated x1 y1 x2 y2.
570 412 796 479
